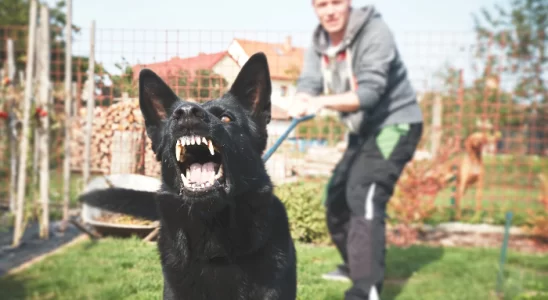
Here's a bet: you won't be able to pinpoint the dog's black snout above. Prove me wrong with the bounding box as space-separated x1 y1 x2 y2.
173 103 208 128
174 105 206 119
175 105 206 120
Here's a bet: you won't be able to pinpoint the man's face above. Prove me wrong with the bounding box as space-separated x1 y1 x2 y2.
313 0 351 34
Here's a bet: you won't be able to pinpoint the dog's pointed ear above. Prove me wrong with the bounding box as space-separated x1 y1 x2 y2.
229 52 272 126
139 69 178 151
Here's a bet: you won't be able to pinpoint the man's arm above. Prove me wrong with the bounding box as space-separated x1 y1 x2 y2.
295 45 323 97
315 19 397 113
316 92 360 112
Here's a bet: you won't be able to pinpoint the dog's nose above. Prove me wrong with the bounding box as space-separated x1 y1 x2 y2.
173 103 208 127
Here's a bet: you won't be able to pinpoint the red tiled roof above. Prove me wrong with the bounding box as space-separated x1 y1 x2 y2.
132 51 228 81
233 38 304 81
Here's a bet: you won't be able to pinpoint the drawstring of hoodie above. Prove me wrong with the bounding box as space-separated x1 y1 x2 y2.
320 47 357 95
320 47 360 132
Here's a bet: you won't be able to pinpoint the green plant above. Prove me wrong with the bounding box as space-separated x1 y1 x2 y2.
275 180 330 244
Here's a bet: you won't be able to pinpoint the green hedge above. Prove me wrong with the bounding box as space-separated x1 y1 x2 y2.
274 178 539 244
275 180 331 244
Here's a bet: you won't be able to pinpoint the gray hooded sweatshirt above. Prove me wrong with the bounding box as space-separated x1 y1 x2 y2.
296 5 423 135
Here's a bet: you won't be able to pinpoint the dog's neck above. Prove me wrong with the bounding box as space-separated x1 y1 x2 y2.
156 185 273 262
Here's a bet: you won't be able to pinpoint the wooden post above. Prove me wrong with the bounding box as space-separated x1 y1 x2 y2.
83 20 96 188
430 95 443 158
6 39 18 214
37 5 51 239
6 39 16 82
110 130 141 174
13 0 38 247
61 0 73 232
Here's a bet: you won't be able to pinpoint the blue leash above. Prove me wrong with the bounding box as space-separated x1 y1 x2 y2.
262 114 315 162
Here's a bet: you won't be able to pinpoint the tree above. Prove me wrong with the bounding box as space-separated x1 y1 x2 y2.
473 0 548 104
473 0 548 154
0 0 84 83
0 0 80 32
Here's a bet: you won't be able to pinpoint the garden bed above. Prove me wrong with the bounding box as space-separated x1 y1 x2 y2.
0 220 82 277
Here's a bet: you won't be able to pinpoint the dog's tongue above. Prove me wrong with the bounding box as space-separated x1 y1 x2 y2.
189 162 216 184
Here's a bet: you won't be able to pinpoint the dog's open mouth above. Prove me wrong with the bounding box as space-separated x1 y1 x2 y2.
175 135 225 193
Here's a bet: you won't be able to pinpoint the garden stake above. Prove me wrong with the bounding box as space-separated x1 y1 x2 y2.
496 210 513 296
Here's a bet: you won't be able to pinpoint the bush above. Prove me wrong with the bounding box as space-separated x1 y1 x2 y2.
275 180 331 245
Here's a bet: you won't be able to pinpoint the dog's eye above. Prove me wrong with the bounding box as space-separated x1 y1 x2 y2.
221 115 232 123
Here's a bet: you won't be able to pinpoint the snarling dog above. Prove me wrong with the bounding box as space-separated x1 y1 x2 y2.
80 52 297 300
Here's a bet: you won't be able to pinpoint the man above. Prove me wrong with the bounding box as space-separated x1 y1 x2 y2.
289 1 424 299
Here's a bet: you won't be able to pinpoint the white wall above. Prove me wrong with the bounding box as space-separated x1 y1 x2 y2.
267 120 294 138
212 55 240 86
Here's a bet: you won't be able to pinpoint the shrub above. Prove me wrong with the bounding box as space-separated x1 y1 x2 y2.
387 138 459 227
275 180 331 245
525 173 548 238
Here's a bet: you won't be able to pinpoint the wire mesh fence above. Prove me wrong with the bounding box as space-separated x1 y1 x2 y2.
0 24 547 226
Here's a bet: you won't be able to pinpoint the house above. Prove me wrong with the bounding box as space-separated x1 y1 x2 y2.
226 36 304 109
130 36 304 106
130 51 240 100
268 103 293 138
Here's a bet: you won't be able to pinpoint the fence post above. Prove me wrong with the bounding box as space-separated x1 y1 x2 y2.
430 95 443 158
83 20 96 188
37 4 51 239
13 0 38 247
61 0 73 231
6 39 17 214
454 69 465 220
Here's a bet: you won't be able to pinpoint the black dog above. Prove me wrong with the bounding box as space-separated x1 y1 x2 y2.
80 52 297 300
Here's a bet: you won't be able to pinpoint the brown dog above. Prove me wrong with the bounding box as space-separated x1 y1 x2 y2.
453 120 501 219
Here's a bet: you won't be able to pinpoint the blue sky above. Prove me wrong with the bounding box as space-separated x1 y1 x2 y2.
45 0 503 90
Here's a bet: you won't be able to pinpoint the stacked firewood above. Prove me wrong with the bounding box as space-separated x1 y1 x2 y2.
70 99 160 177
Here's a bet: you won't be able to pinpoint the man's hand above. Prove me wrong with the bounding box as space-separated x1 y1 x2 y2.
288 93 310 118
288 93 323 118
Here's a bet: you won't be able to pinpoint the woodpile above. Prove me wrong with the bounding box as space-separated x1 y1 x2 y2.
70 99 161 177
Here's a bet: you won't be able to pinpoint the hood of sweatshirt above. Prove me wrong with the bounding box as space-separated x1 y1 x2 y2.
311 5 380 54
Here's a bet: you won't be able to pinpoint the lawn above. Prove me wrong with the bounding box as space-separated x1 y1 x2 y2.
1 238 547 300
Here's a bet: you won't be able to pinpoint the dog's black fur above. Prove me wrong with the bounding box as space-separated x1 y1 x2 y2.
79 52 297 300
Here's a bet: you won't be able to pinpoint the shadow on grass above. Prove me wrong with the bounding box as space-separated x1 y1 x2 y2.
0 275 32 300
297 243 445 300
0 275 28 300
380 245 444 300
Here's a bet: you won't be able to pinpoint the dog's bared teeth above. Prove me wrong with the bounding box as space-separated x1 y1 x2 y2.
196 136 201 145
208 140 215 156
214 165 223 179
190 136 196 145
202 137 207 145
181 173 189 186
175 141 182 161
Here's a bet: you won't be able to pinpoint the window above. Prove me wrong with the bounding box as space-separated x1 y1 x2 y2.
280 85 288 97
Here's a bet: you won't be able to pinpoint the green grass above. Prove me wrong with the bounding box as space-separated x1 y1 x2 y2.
1 238 547 300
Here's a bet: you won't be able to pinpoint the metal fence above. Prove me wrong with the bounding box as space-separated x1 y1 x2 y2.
0 25 547 224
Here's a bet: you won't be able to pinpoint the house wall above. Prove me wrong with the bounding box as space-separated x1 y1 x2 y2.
212 55 240 87
227 41 249 68
272 79 296 97
267 120 295 139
